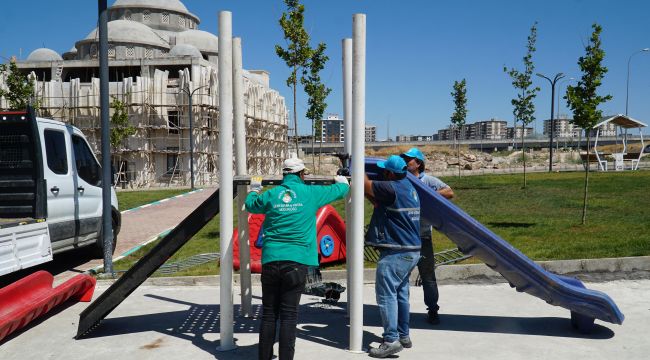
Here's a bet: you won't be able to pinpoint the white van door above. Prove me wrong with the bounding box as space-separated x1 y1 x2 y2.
40 126 76 250
70 132 103 246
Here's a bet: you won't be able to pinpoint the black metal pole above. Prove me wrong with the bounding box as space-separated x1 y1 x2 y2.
188 88 194 190
549 82 555 172
537 72 564 172
98 0 113 274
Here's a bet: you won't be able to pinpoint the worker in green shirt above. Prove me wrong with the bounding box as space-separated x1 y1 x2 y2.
245 157 350 360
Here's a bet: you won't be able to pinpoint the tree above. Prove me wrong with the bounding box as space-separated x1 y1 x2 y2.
302 43 331 172
0 59 38 110
450 79 467 178
565 23 612 225
504 22 540 188
109 95 135 149
276 0 312 153
109 95 135 184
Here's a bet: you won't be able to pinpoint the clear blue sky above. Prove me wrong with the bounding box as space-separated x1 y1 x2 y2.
1 0 649 138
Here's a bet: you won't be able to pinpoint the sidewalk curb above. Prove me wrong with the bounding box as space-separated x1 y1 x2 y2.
96 255 650 287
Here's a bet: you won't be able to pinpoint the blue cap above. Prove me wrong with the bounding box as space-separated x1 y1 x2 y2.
402 147 425 162
377 155 407 174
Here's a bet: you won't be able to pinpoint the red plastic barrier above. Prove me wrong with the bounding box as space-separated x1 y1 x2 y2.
233 205 347 273
0 270 96 343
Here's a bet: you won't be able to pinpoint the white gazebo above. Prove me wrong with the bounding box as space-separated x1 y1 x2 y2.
593 114 647 170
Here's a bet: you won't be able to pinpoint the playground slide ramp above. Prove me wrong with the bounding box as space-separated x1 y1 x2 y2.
76 187 231 339
1 271 95 343
366 158 624 331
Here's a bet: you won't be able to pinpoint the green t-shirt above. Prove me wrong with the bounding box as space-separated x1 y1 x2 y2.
245 174 350 266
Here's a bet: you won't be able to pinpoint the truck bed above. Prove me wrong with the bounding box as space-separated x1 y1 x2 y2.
0 218 37 228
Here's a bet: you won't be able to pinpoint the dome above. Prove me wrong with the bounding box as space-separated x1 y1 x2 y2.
62 47 79 60
80 20 169 48
175 30 218 53
169 44 202 58
111 0 198 22
26 48 63 62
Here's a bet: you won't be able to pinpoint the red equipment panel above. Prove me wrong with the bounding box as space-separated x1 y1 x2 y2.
0 271 96 343
233 205 347 273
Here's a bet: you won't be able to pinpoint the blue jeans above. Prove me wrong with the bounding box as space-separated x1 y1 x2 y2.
375 249 420 342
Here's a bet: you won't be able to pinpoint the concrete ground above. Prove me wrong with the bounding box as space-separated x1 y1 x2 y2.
2 279 648 359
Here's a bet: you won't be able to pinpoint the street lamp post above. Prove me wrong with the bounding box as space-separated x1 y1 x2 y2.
180 84 208 190
556 77 575 118
537 72 565 172
626 48 649 116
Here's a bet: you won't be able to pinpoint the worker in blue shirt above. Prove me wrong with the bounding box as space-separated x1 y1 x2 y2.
401 147 454 325
364 155 421 358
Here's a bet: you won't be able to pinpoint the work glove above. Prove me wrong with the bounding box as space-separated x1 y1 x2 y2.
249 176 263 193
334 175 349 186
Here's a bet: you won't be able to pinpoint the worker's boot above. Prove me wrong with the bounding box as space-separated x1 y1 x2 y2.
369 341 403 358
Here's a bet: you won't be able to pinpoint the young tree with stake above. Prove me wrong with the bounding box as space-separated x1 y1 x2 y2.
504 22 540 188
450 79 467 178
565 23 612 225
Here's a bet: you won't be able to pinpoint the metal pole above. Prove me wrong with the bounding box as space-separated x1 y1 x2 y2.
626 48 650 116
537 72 564 172
98 0 113 275
217 10 236 352
233 37 252 317
342 37 352 316
349 13 365 353
549 81 555 172
189 88 194 190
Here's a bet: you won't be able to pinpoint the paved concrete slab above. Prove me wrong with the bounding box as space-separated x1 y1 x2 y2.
1 279 647 359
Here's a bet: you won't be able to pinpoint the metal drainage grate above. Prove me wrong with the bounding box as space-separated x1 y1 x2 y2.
155 252 220 275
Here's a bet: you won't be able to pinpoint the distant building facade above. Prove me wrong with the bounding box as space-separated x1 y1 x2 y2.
395 134 434 142
507 126 534 139
365 125 376 142
319 114 345 142
543 117 617 137
1 0 288 187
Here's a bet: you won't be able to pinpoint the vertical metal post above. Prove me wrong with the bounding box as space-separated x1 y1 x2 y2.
537 72 564 172
233 37 252 317
217 10 236 352
342 37 353 316
349 13 366 353
549 83 555 172
189 89 195 190
98 0 113 275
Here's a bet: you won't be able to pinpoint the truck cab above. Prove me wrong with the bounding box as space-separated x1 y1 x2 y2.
0 108 120 276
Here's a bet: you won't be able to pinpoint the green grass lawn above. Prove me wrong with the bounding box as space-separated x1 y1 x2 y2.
113 171 650 276
116 188 193 211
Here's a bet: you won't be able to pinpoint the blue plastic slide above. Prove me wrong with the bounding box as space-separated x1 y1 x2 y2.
365 159 624 331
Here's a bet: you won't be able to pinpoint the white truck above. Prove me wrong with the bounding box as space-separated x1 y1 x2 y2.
0 108 121 276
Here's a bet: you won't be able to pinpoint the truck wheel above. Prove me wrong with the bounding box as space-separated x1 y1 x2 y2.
92 218 117 259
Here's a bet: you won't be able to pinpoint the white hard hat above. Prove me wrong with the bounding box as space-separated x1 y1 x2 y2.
282 157 308 174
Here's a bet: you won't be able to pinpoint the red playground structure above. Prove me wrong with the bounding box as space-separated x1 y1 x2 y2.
233 205 347 273
0 271 96 343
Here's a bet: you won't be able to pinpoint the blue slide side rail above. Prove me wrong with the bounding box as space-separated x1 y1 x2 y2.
365 158 623 325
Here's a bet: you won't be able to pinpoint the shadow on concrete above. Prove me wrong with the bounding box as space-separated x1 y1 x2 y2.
299 300 614 342
0 299 81 346
80 294 259 359
77 292 613 359
423 313 615 339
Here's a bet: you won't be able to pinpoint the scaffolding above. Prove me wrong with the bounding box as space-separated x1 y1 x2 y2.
1 64 289 188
